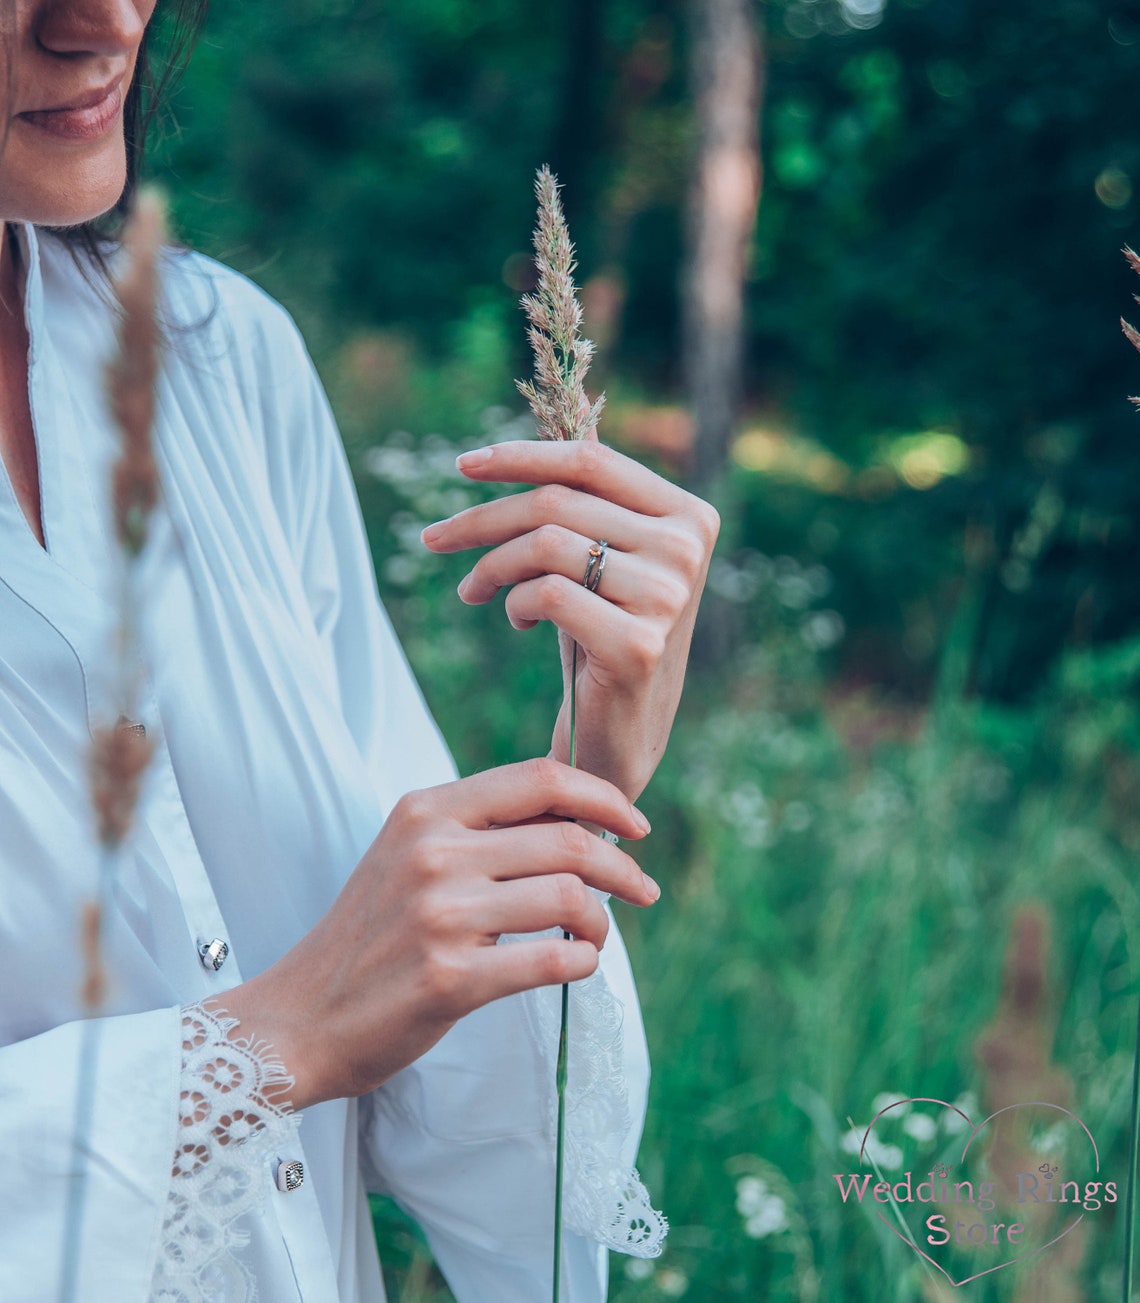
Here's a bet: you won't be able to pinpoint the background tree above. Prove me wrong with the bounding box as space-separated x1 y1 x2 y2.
682 0 764 490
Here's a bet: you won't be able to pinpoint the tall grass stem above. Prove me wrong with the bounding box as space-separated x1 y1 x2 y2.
552 639 579 1301
59 841 120 1303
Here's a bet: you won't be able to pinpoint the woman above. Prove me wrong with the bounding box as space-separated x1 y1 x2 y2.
0 2 717 1300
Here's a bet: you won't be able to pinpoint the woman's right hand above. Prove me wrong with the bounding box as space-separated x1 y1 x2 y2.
217 758 657 1111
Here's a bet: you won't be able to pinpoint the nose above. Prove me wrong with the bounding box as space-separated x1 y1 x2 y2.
35 0 147 59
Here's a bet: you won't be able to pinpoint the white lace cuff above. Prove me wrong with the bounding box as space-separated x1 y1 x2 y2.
510 907 668 1259
150 1002 301 1302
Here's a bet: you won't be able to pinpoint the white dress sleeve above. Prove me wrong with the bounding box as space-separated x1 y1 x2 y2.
150 1004 300 1303
0 1007 181 1302
257 318 667 1297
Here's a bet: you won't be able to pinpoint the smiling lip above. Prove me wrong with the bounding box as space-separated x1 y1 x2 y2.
18 82 124 141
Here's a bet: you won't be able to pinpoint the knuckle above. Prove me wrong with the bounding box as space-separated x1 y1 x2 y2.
689 497 721 548
532 523 564 564
533 484 571 519
576 441 610 475
536 574 567 611
557 820 595 860
537 942 597 987
408 885 448 934
652 572 691 618
553 872 589 917
521 755 565 793
422 950 468 1012
667 527 708 581
535 945 569 986
412 839 451 885
427 887 466 939
628 627 667 674
392 789 432 828
701 502 721 543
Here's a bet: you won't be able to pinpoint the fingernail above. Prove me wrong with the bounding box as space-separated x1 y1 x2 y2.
632 807 651 834
456 447 493 471
424 518 456 544
457 572 473 599
642 872 661 902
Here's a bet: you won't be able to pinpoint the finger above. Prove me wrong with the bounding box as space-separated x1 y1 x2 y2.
456 526 644 609
478 822 659 906
452 439 691 518
473 875 611 949
473 936 601 999
422 485 642 556
501 572 655 658
422 758 651 839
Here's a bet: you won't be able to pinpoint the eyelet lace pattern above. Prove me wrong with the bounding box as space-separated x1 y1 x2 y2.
509 920 669 1259
150 1003 300 1302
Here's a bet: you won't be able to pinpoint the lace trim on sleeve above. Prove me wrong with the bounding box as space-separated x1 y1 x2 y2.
150 1002 301 1303
507 922 669 1259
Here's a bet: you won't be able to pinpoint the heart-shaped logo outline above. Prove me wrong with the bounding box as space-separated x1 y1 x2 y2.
855 1098 1100 1288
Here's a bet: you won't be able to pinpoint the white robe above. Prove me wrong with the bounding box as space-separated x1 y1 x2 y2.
0 224 662 1302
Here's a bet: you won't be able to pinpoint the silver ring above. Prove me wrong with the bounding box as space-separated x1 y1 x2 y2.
582 540 609 593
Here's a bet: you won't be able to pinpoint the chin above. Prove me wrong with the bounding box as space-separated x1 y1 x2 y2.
1 135 127 229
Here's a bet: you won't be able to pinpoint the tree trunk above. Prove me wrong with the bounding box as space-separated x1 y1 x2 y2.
683 0 764 490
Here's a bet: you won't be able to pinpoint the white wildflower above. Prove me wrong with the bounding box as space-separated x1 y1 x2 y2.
943 1093 978 1134
903 1112 938 1143
735 1176 790 1240
657 1268 690 1297
872 1093 911 1117
840 1128 904 1170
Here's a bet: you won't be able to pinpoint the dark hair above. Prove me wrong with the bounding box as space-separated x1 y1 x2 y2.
57 0 209 270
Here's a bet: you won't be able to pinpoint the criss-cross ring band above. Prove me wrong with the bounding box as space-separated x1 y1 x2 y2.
582 539 609 593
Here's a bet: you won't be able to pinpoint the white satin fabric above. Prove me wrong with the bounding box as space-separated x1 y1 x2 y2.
0 225 658 1301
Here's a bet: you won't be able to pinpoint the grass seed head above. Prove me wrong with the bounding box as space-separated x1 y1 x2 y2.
107 187 167 554
515 165 605 441
89 720 154 848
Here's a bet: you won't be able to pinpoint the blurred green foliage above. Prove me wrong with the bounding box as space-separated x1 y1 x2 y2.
147 0 1140 1296
154 0 1140 706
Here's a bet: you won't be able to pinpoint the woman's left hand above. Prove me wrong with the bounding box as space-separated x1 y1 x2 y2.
421 437 719 803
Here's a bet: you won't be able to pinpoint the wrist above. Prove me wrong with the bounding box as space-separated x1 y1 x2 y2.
203 973 317 1113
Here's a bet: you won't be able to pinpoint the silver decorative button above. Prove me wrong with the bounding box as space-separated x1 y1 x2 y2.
198 938 229 971
276 1160 304 1193
115 715 146 739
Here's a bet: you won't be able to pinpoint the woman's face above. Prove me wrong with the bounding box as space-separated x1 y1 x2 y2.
1 0 156 228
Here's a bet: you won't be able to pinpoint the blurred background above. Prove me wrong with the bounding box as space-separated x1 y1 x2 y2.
151 0 1140 1297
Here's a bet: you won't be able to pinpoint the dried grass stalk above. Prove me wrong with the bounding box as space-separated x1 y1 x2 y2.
63 188 168 1303
79 903 107 1013
89 719 155 849
973 905 1085 1301
515 165 606 1303
81 187 166 1001
108 187 164 554
516 165 605 443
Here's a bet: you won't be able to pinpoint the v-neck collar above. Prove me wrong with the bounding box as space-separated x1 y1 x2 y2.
0 225 126 694
0 223 49 556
